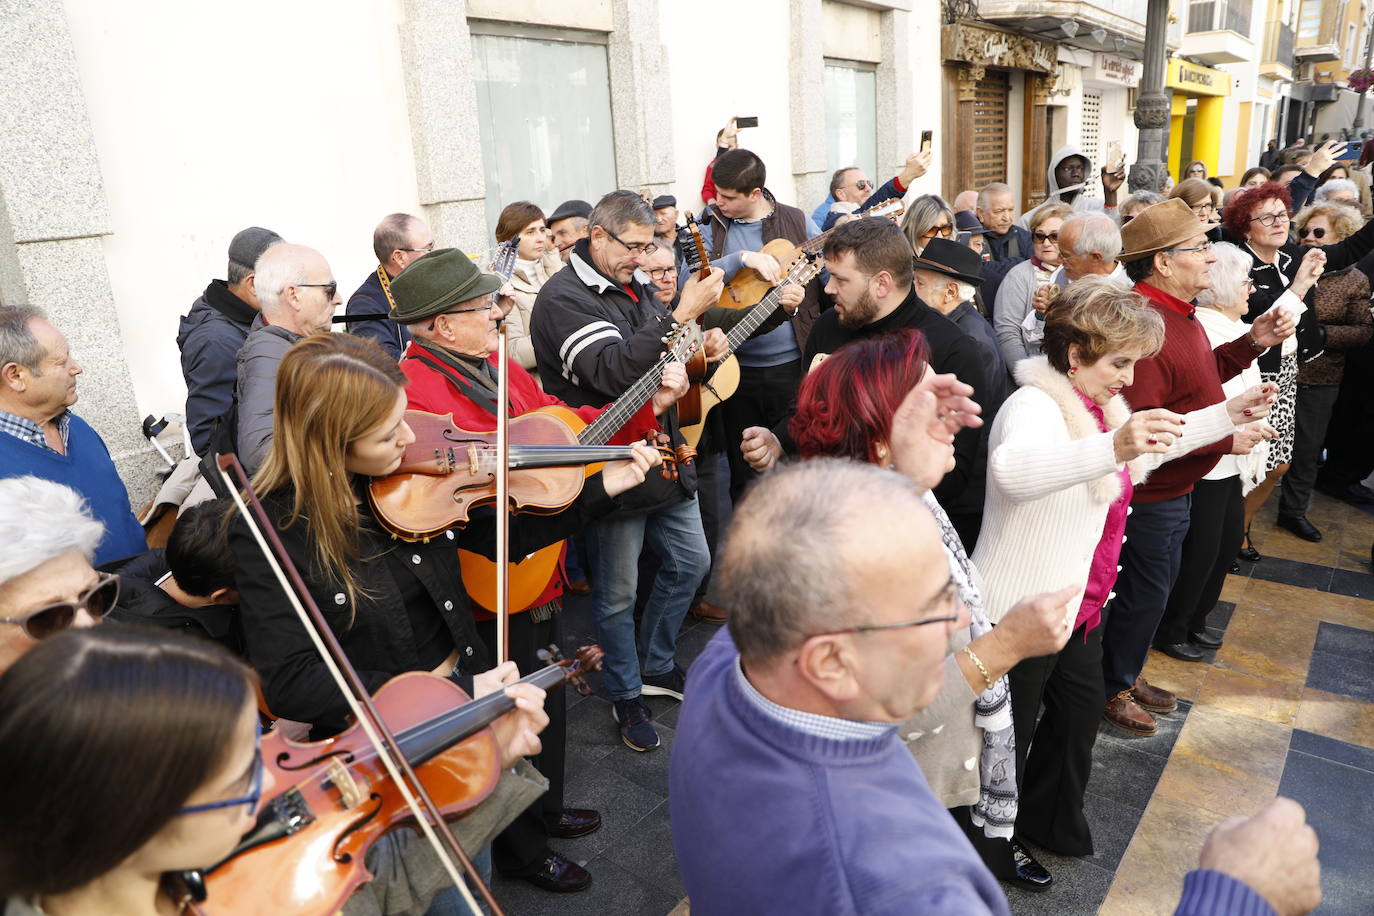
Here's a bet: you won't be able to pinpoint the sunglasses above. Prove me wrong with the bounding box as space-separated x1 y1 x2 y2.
1033 230 1060 243
0 573 120 640
923 223 954 238
1298 226 1327 240
296 282 338 299
854 180 874 191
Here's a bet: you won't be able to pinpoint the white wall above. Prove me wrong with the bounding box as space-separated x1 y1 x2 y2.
62 0 423 422
907 6 944 196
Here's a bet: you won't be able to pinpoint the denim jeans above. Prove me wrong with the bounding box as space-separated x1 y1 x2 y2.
424 844 493 915
588 495 710 700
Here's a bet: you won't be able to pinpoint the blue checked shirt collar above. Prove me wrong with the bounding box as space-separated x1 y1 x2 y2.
735 657 893 742
0 408 69 453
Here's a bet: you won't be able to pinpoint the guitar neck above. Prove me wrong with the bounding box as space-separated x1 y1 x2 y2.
579 352 677 446
723 282 790 354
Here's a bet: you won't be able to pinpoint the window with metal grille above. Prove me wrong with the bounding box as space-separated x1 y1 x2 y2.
1080 91 1102 198
971 70 1010 189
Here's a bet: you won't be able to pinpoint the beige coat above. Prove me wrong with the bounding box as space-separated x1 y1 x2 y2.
503 249 563 372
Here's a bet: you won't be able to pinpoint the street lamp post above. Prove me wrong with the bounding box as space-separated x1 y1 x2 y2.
1130 0 1171 193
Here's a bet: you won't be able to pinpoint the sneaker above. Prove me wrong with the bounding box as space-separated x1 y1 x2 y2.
611 698 660 752
640 664 687 701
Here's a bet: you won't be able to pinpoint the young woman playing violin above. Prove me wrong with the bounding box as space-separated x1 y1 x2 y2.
228 333 659 738
0 626 267 916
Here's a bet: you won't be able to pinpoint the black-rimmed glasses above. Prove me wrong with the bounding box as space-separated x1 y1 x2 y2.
296 282 338 299
398 242 436 253
645 266 675 282
604 228 657 256
808 577 962 638
0 573 119 640
1249 211 1290 228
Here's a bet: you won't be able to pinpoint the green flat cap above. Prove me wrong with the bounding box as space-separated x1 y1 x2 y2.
387 247 503 323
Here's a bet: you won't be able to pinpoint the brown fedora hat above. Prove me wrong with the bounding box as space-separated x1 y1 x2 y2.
1119 198 1208 263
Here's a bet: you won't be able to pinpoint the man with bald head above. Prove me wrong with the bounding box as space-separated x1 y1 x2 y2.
346 213 435 359
670 459 1324 916
235 243 341 473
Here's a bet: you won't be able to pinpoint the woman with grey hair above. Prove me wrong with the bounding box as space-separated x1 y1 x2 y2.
0 476 110 668
900 193 956 257
1153 243 1271 657
993 202 1072 369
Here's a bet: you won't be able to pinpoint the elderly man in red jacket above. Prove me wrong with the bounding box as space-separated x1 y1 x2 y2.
385 247 687 895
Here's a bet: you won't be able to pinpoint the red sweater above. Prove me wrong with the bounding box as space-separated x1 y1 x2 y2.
400 343 660 612
1123 282 1255 503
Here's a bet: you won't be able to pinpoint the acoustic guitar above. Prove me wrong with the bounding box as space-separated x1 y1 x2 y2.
710 197 905 311
457 323 700 612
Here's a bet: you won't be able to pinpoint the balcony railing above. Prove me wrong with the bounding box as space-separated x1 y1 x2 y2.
1264 20 1295 67
1187 0 1252 37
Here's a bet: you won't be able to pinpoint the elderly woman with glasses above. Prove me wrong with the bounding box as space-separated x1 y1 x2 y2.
1153 243 1275 660
901 193 957 257
1224 181 1374 549
993 202 1073 370
790 328 1078 891
973 276 1272 861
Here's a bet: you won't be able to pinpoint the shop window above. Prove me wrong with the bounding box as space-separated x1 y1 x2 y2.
824 60 878 189
471 23 617 238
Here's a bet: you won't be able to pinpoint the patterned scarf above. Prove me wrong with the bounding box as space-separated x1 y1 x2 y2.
924 491 1018 839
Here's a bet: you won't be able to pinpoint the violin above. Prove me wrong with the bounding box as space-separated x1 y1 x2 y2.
368 408 679 541
172 646 603 915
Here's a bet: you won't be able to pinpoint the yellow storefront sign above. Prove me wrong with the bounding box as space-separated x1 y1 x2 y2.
1167 58 1230 97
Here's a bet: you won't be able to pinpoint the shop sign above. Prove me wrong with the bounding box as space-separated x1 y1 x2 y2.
942 23 1057 74
1087 53 1141 87
1167 57 1230 96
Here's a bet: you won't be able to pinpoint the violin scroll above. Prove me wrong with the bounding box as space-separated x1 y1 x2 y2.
536 644 606 696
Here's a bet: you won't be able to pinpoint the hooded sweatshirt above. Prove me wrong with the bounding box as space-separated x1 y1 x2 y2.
1018 145 1108 228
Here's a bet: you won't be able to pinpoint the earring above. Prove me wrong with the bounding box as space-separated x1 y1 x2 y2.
876 444 889 461
1068 366 1078 379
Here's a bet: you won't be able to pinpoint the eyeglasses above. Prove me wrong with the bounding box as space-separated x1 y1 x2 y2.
0 573 119 640
604 228 657 256
1170 240 1214 254
1033 230 1060 243
178 720 264 816
1192 204 1215 217
295 282 338 299
922 223 954 239
1298 226 1328 240
809 577 962 638
853 180 874 191
397 242 436 253
645 266 675 282
1250 211 1290 228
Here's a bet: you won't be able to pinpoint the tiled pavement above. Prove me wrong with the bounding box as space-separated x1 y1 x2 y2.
493 489 1374 915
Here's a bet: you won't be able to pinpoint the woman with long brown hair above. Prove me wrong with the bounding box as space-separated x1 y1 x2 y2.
231 333 658 737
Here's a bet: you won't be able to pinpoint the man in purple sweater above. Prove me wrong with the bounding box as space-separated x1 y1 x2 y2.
670 458 1322 916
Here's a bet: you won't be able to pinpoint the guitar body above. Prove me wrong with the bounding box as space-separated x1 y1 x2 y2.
676 347 709 427
715 238 802 310
458 405 592 613
678 355 740 447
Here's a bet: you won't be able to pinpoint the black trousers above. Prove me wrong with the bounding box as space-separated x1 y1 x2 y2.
1101 494 1191 697
475 611 566 874
1321 344 1374 487
721 359 801 504
1009 623 1104 857
1280 384 1341 518
1157 477 1244 646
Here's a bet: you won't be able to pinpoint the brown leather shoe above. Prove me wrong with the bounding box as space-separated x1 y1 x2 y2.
1131 676 1178 714
690 600 727 623
1104 691 1157 736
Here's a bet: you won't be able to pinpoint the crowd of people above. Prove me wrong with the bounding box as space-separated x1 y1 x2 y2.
3 116 1364 916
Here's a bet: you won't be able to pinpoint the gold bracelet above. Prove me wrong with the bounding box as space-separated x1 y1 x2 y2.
963 646 994 691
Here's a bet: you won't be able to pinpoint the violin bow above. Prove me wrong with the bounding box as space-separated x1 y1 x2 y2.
215 455 502 916
495 322 511 665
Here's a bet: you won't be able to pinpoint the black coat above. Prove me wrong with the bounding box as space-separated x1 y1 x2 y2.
176 280 257 458
230 478 613 736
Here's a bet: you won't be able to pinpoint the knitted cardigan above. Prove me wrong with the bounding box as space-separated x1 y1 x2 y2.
972 356 1238 624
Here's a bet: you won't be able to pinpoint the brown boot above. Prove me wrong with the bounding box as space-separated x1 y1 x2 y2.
1131 676 1177 714
690 600 728 623
1104 690 1157 736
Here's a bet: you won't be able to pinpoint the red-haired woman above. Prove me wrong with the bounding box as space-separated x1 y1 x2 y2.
1224 181 1374 549
791 328 1077 890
